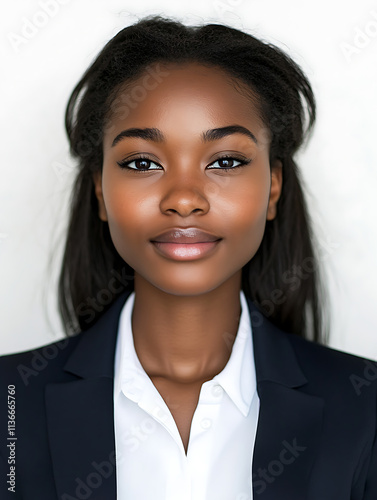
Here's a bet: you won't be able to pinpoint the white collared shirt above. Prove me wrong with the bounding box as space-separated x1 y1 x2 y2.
113 290 260 500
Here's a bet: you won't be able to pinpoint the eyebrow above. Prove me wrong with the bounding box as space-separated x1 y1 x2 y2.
111 125 258 147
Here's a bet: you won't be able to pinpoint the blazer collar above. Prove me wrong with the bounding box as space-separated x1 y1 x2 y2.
62 290 132 379
245 295 308 388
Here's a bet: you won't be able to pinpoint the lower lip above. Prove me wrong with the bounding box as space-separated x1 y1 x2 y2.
151 240 221 260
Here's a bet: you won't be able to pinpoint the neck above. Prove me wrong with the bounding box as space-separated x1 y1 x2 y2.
131 272 243 384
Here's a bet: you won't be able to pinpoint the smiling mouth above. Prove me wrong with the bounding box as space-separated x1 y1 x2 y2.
151 240 222 260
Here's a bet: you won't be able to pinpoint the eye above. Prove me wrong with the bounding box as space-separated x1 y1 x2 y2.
207 155 251 172
117 156 162 173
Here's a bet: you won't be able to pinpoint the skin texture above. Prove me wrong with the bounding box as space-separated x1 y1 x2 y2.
93 62 282 453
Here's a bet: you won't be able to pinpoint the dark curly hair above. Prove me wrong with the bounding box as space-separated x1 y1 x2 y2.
57 14 328 343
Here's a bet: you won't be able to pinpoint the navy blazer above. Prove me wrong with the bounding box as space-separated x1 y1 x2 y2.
0 289 376 499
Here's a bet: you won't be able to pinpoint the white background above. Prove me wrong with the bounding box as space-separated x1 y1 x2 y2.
0 0 376 357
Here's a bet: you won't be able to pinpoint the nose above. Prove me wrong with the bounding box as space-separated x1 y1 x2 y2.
159 174 210 217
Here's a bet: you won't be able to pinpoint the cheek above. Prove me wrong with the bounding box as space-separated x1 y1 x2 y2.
222 175 270 259
101 177 156 259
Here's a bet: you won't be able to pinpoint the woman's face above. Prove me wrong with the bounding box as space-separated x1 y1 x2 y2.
95 61 282 296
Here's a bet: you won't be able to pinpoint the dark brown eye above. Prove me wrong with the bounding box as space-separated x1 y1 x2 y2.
134 159 151 170
218 158 235 168
117 156 162 172
207 155 251 171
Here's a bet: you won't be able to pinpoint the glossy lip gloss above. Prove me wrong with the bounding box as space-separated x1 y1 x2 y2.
151 240 221 261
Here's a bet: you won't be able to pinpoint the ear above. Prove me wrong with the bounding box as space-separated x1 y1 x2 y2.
266 159 283 221
92 171 108 222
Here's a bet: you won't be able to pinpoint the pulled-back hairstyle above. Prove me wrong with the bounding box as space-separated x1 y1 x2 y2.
58 14 328 342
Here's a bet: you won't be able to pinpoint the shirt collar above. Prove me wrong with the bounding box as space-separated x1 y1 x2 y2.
113 290 256 417
113 290 144 402
212 289 256 416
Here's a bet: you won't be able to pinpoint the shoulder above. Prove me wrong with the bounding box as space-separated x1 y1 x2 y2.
287 333 377 399
0 334 82 388
0 290 130 388
246 294 376 395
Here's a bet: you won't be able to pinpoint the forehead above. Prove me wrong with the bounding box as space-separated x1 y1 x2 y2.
104 61 265 144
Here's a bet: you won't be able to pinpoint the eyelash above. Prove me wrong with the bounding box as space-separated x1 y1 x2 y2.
116 154 252 174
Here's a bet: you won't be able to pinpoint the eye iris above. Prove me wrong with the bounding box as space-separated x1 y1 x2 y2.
219 158 234 168
136 159 150 169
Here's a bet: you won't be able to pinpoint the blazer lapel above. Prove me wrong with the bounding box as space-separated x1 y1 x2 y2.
246 297 325 499
45 290 132 500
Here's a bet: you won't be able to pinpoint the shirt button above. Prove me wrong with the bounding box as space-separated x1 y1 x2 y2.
201 418 212 429
126 387 142 399
212 385 223 397
152 405 169 423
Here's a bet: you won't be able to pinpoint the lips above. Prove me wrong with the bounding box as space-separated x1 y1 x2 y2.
150 227 222 244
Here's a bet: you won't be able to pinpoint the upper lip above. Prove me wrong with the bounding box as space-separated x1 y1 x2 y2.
150 227 222 243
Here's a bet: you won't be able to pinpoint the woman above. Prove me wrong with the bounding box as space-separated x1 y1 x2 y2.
0 15 376 500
